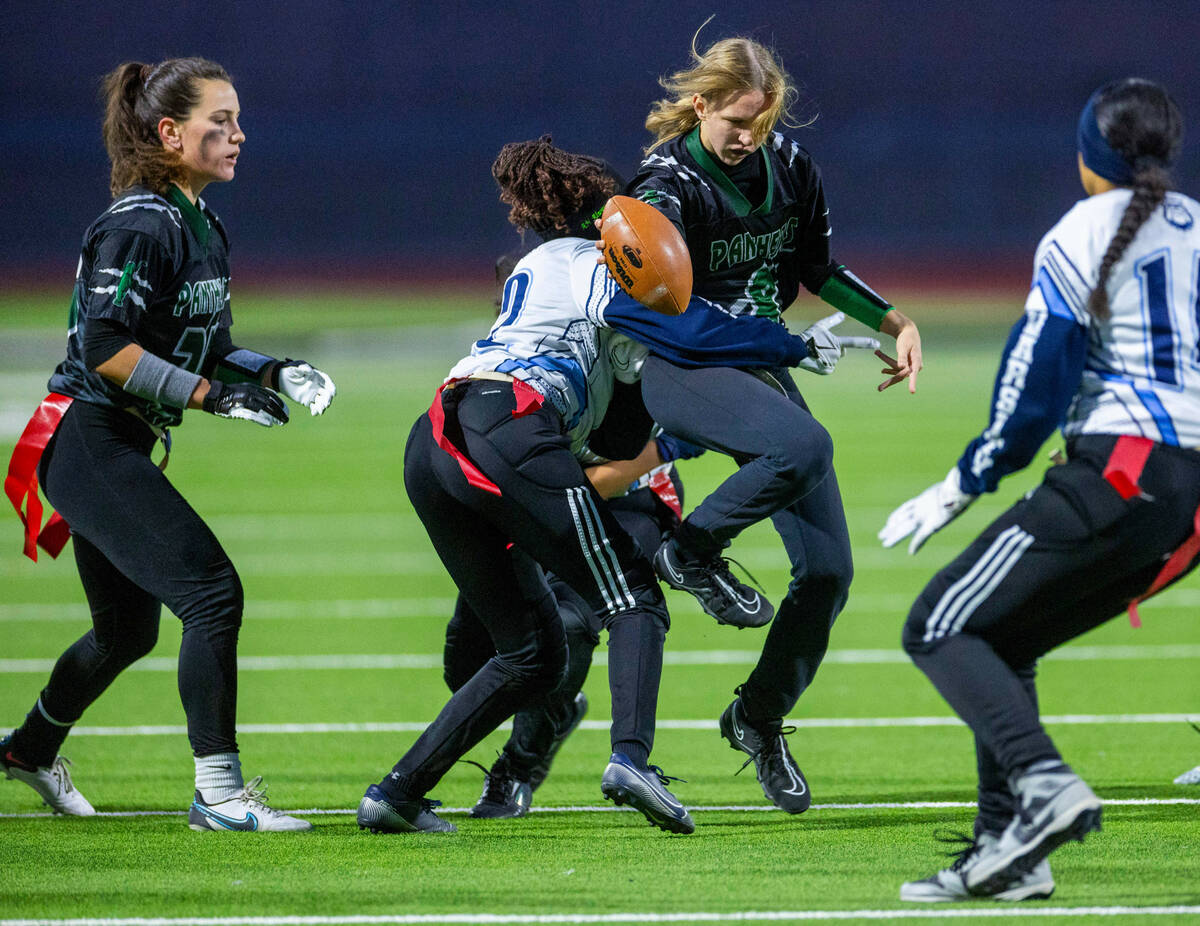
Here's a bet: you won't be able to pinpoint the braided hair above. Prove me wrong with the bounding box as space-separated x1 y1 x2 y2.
1085 79 1183 320
491 136 618 239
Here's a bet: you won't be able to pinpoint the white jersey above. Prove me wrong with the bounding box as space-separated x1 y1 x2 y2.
1030 189 1200 447
446 238 648 454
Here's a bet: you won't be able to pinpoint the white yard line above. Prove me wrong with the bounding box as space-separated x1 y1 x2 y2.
3 905 1200 924
6 588 1197 622
4 713 1196 739
2 797 1196 821
3 645 1198 674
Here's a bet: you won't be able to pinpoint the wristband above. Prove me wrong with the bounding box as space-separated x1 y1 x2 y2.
214 348 277 385
123 351 203 409
818 266 892 331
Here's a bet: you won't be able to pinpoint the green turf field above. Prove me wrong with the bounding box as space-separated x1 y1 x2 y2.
1 290 1198 924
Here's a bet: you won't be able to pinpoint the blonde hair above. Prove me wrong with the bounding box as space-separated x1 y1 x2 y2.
644 19 802 153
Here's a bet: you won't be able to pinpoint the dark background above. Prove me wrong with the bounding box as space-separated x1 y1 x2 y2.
3 1 1198 289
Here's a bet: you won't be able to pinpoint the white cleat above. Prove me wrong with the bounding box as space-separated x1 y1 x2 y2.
1174 765 1200 785
188 775 312 832
3 752 96 816
901 832 1054 902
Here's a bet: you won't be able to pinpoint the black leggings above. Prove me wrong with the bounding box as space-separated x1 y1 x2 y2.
641 357 852 722
903 435 1200 824
388 381 668 798
32 400 243 757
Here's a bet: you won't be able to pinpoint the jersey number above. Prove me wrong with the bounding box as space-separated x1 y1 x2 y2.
492 269 532 334
171 325 215 374
1135 250 1200 385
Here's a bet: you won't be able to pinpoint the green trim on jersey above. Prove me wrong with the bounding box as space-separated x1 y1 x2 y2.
818 266 892 331
685 128 775 217
166 185 210 248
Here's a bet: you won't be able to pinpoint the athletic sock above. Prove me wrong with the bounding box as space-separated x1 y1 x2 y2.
615 742 650 768
7 698 73 768
672 520 722 562
194 752 243 804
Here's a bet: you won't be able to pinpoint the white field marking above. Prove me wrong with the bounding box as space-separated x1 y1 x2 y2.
7 583 1198 621
3 644 1198 674
7 713 1197 739
0 599 460 622
2 797 1197 822
2 906 1200 924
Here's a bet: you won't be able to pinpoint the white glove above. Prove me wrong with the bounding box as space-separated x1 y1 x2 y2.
797 311 881 375
608 333 648 384
878 465 978 554
274 360 336 416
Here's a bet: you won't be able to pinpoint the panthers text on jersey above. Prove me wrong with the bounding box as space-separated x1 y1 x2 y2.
48 185 233 429
629 128 838 321
959 189 1200 494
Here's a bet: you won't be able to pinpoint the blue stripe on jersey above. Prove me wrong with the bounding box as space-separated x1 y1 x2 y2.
1035 267 1078 321
1135 386 1179 445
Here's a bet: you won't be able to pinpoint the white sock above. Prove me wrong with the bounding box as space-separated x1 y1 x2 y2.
194 752 244 804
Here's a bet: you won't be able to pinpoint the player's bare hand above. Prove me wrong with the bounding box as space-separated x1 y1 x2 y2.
878 310 923 393
595 222 606 263
875 349 908 391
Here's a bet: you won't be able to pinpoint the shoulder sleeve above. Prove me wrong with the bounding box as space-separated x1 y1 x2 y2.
628 152 687 236
82 228 174 328
1025 202 1098 327
569 242 622 328
955 224 1090 494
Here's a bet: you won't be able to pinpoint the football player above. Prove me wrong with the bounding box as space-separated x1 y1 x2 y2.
356 136 853 836
628 25 924 814
3 58 334 831
880 78 1200 901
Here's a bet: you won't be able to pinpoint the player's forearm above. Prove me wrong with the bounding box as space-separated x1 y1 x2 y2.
818 265 893 330
585 441 664 498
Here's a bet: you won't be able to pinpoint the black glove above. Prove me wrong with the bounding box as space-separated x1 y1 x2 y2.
202 380 289 427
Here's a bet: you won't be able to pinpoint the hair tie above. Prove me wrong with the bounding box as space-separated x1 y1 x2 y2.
139 64 153 84
1077 89 1136 185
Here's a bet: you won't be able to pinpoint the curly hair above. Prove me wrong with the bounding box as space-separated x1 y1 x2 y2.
491 135 617 235
1085 79 1183 320
102 57 232 196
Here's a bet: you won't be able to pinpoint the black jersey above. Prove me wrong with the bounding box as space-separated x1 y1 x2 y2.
630 128 838 321
48 185 233 429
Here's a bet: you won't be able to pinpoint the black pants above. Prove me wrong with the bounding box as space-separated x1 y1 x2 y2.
16 400 242 760
902 435 1200 833
642 357 851 723
387 381 669 799
443 482 680 779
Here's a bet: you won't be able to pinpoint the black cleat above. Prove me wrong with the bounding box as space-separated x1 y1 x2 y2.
719 696 810 813
529 691 589 791
653 538 773 628
356 784 456 834
469 754 532 819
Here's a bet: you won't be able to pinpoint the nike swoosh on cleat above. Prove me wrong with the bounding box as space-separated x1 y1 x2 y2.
193 803 259 831
781 751 807 796
713 576 761 613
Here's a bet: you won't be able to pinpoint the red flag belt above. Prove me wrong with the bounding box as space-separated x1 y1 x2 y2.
1100 435 1200 627
427 377 546 497
5 393 74 561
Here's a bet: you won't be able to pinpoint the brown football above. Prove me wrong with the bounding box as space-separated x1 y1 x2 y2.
600 195 692 315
